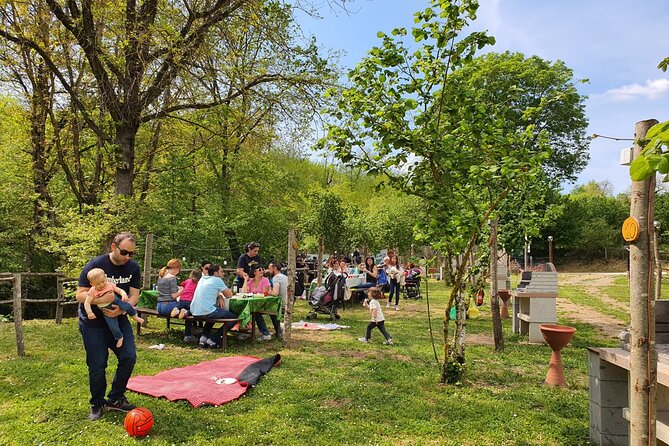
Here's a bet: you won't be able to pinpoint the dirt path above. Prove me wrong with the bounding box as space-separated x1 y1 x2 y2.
466 273 628 345
555 273 627 340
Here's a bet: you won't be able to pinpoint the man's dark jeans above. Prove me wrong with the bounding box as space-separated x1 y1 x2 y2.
79 316 137 407
199 308 238 344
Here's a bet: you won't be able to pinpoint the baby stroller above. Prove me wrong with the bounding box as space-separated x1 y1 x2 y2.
403 268 422 299
306 272 343 321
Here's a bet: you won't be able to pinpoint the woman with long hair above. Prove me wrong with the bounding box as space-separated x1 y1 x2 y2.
156 259 196 342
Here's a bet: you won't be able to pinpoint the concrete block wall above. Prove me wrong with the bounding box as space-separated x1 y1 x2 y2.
524 272 558 294
527 298 557 321
496 262 510 291
588 349 628 446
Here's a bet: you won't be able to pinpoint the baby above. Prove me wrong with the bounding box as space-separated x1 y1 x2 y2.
85 268 144 347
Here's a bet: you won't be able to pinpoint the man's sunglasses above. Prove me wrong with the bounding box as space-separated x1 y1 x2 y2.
118 248 136 257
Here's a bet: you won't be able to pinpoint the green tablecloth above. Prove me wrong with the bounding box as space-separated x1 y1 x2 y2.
229 296 282 327
138 290 158 308
137 291 281 327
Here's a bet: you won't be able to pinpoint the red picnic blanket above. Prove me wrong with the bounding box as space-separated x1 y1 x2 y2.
127 354 281 407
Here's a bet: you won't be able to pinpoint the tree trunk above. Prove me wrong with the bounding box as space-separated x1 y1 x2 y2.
25 54 55 271
654 223 662 302
114 124 138 196
441 232 479 384
317 238 324 287
283 229 296 347
143 234 154 291
629 118 658 446
226 229 242 262
490 219 504 350
453 283 466 361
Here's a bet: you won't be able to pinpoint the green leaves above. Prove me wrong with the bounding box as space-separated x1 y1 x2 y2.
630 156 655 181
630 119 669 181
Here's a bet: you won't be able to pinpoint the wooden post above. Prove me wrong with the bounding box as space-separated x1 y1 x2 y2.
316 237 324 287
524 236 529 270
490 219 504 350
629 118 659 446
654 222 662 303
143 233 153 290
13 274 25 357
283 229 297 347
55 276 64 324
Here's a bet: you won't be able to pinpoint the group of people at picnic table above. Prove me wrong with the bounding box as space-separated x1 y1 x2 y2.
323 252 423 311
155 241 288 348
73 231 424 422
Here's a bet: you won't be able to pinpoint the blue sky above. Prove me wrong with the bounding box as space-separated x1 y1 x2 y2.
296 0 669 195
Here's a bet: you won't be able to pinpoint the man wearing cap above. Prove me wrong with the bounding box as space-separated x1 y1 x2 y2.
236 242 262 289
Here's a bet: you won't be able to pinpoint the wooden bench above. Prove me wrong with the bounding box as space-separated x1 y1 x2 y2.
135 307 241 350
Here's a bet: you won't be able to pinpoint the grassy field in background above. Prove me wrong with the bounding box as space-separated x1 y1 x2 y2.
0 279 621 445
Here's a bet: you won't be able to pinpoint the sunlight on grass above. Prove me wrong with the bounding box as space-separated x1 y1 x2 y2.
0 278 620 445
560 285 629 325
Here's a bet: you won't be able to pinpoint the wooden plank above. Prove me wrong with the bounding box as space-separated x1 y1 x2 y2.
0 272 64 277
510 291 558 298
134 308 240 343
142 234 153 291
13 274 24 357
55 278 64 324
622 408 669 444
283 228 296 347
598 347 669 387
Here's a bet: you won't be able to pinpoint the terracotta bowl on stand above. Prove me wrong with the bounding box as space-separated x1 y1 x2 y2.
539 324 576 387
498 289 511 319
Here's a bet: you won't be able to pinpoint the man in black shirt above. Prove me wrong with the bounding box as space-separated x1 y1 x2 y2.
236 242 262 288
76 232 141 420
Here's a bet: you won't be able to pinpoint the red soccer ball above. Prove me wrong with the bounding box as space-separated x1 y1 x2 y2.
124 407 154 437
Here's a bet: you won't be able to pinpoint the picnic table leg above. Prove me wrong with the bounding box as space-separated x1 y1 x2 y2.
221 328 228 351
136 311 143 336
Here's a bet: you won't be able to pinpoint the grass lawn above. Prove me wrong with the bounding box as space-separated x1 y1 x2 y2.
0 280 618 445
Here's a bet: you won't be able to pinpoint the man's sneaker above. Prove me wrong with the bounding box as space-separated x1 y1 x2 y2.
106 397 136 412
88 404 104 421
259 334 272 341
395 305 400 311
205 338 219 349
198 335 208 347
358 337 369 343
183 335 198 343
386 302 390 309
384 338 394 345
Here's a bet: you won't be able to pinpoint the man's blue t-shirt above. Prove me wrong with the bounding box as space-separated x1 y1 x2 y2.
78 253 141 328
190 275 228 316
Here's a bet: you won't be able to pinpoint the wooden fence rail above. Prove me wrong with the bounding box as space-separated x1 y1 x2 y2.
0 272 77 356
1 266 319 357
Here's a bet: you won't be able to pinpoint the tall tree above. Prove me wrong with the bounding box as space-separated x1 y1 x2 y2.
0 0 337 198
318 0 587 381
0 2 58 270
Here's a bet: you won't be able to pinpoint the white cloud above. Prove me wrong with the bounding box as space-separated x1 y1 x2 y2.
595 79 669 101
